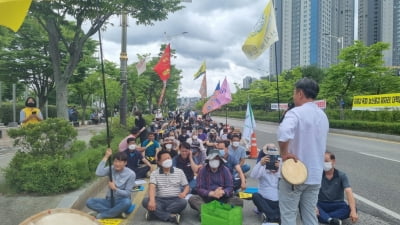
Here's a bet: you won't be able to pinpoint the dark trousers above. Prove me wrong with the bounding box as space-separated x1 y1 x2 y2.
252 192 280 223
142 196 187 221
133 166 150 179
317 201 350 223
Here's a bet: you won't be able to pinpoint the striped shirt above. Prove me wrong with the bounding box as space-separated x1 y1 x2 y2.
149 167 188 197
196 164 234 198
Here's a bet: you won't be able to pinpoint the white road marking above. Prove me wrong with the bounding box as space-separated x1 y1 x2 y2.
354 193 400 221
359 152 400 163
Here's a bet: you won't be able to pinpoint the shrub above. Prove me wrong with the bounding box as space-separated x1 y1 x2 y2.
7 118 77 157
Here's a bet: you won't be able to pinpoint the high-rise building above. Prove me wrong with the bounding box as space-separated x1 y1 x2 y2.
243 76 256 89
270 0 355 75
359 0 399 67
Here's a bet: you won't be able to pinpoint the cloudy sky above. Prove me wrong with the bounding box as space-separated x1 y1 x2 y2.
98 0 271 98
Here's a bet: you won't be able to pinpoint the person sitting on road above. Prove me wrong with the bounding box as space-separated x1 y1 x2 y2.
172 142 202 193
141 132 161 164
86 149 135 219
317 151 358 225
250 144 281 224
218 140 246 192
188 149 243 215
142 150 189 224
160 137 178 159
228 135 251 173
119 127 144 152
123 137 152 179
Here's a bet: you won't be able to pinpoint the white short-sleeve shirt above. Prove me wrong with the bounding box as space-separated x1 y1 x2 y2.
277 102 329 184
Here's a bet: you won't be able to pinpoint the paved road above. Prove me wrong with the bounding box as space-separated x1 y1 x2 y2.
214 117 400 225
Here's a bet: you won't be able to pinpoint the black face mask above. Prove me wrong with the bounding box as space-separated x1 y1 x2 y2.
26 102 36 107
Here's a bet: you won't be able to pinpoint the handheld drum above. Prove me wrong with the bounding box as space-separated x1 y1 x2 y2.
281 158 308 185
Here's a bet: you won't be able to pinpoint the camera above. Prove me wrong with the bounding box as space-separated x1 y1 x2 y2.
265 148 279 171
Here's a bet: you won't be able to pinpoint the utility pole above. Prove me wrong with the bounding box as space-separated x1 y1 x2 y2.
119 13 128 126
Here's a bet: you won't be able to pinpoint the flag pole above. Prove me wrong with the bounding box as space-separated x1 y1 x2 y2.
272 0 281 122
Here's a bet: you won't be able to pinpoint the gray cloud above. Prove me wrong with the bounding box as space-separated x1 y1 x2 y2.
100 0 271 97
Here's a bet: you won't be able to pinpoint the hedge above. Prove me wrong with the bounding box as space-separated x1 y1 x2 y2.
212 109 400 135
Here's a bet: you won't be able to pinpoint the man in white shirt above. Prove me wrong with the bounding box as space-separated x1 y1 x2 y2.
277 77 329 225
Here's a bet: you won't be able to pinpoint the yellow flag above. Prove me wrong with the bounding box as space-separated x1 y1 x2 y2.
242 0 279 60
0 0 32 32
193 61 206 80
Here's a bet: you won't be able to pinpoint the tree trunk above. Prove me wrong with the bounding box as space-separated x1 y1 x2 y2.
55 77 69 119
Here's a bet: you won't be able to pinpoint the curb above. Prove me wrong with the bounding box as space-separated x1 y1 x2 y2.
57 177 108 209
329 128 400 142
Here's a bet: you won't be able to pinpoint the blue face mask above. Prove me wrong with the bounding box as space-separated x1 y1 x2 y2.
219 150 225 157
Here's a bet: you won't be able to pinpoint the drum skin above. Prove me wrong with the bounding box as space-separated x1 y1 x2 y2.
281 158 308 185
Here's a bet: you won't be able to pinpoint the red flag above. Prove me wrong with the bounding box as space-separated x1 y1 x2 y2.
153 44 171 81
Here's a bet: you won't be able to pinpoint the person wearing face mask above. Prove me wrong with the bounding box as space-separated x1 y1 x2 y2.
228 135 251 173
218 140 246 192
172 142 202 194
188 149 243 217
20 97 43 127
160 138 178 159
316 152 358 225
186 131 206 153
123 138 152 179
142 150 189 224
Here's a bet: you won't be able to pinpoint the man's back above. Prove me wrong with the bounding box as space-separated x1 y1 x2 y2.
278 102 329 184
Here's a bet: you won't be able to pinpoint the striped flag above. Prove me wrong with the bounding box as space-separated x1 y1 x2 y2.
193 61 206 80
202 78 232 114
199 74 207 99
243 101 256 142
242 0 279 60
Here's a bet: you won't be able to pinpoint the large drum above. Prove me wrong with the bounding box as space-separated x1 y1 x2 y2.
19 208 100 225
281 158 308 185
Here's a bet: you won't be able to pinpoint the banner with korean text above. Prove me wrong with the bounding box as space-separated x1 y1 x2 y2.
352 93 400 111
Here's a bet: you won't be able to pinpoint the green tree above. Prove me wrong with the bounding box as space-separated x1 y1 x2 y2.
29 0 184 119
320 41 394 108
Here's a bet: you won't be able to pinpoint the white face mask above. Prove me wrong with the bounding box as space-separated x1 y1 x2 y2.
165 144 172 150
209 159 220 169
323 162 333 171
128 144 136 150
232 141 240 147
192 135 198 140
162 159 173 168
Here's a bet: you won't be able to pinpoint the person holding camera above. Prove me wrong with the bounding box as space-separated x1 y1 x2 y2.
20 97 43 127
250 143 280 224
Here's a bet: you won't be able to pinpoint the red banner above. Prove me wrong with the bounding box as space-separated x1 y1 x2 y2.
153 44 171 81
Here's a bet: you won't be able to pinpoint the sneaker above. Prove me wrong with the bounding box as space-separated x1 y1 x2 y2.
121 212 127 219
329 218 342 225
145 211 152 221
87 211 98 218
170 213 181 224
261 213 267 222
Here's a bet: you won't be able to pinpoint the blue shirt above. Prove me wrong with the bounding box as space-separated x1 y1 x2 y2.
142 139 160 157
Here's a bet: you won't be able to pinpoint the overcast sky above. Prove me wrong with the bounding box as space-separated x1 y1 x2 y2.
97 0 270 98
